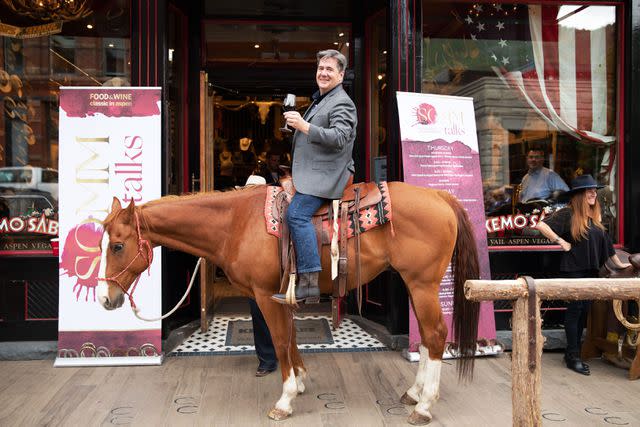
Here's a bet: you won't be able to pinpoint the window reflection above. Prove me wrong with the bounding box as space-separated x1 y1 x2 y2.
422 2 619 246
0 0 131 254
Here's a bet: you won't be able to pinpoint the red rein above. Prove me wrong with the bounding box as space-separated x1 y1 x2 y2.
98 211 153 309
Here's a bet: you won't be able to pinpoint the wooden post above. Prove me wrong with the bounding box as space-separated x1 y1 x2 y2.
464 276 640 425
511 277 542 426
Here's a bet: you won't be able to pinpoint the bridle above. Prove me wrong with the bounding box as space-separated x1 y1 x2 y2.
99 210 153 309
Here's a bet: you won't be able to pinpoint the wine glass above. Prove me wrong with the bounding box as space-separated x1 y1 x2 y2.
279 93 296 133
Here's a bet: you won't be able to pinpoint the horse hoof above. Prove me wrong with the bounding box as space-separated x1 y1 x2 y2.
408 410 432 425
268 407 291 421
400 392 418 405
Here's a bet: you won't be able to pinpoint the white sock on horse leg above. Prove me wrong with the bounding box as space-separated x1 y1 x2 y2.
414 346 442 418
274 368 298 414
406 344 428 401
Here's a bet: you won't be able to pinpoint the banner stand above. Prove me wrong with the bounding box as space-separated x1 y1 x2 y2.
55 355 163 367
396 91 498 362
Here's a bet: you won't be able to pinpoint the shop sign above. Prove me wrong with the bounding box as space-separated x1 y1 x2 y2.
0 22 63 39
396 92 497 358
55 87 162 367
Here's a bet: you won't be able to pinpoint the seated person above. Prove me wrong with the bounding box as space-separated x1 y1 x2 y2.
519 148 569 202
261 151 285 185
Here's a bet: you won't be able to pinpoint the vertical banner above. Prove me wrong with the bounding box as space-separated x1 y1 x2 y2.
55 87 162 366
396 92 497 359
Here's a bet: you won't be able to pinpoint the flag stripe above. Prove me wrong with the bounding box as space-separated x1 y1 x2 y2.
559 24 578 128
575 29 593 131
590 25 608 135
541 6 560 113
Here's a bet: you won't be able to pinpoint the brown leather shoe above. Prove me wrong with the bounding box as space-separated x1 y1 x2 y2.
255 367 276 377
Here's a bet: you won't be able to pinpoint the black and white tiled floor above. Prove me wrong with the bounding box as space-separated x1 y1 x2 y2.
170 314 387 356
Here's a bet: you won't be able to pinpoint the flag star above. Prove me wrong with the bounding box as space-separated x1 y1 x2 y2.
501 56 510 65
465 15 473 25
496 21 505 30
498 39 508 48
494 4 503 11
476 22 485 32
471 34 477 40
491 53 498 62
476 5 483 12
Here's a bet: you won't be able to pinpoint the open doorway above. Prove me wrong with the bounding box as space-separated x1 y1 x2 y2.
199 21 352 326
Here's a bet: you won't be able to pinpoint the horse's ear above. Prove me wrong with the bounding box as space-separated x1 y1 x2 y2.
111 197 122 213
118 199 136 222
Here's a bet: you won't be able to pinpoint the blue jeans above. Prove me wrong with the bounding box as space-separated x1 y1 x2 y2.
286 192 326 273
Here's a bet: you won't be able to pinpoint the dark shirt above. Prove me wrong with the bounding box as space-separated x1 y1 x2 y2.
305 85 341 118
542 207 615 272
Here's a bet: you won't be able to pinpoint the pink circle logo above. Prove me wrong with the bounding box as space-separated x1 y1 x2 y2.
415 103 437 125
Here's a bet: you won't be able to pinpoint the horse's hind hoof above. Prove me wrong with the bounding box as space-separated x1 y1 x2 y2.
400 392 418 405
268 407 291 421
408 410 432 425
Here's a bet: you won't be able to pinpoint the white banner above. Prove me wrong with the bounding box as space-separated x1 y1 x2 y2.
55 87 162 366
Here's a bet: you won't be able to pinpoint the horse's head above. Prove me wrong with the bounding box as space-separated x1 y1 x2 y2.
96 197 152 310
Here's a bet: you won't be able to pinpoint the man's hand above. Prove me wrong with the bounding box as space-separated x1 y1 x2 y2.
284 111 310 134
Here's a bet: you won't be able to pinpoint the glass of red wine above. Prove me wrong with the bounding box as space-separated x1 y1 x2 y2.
279 93 296 133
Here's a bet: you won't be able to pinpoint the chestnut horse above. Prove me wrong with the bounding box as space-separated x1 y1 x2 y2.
96 181 480 425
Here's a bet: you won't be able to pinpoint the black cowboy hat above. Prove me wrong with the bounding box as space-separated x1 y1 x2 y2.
566 174 604 196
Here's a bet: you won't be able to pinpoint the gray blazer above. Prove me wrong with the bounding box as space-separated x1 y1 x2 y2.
291 85 357 199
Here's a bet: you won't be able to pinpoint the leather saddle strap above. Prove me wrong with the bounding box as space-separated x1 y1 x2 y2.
312 215 323 267
277 192 292 293
338 200 349 297
353 187 362 315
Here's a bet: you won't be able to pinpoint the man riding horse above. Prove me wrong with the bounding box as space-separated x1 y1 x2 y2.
271 49 357 305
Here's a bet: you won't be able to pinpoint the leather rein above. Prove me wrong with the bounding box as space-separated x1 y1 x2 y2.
98 210 153 310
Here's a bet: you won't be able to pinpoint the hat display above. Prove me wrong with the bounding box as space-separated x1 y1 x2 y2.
567 174 603 196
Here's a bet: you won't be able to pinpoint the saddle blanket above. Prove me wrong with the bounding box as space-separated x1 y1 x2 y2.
264 181 392 243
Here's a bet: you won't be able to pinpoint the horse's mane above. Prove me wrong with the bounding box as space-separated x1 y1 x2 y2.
103 185 266 229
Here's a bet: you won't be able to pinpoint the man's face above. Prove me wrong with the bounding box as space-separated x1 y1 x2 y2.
316 56 344 95
267 154 280 171
527 151 544 171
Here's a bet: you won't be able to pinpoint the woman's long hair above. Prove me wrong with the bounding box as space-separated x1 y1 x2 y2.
569 189 605 241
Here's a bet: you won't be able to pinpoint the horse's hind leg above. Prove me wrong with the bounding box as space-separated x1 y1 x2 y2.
402 284 448 426
254 292 304 420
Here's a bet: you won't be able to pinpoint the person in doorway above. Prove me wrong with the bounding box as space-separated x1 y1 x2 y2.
535 174 630 375
271 49 357 305
261 150 284 185
519 147 569 202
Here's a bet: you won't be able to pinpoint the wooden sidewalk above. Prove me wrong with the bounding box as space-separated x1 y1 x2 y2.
0 352 638 426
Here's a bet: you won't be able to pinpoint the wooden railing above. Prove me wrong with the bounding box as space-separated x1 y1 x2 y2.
464 277 640 426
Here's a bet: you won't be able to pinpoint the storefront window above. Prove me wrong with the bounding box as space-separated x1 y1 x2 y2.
422 2 621 247
0 1 131 255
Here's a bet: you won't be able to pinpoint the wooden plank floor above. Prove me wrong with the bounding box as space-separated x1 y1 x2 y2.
0 352 638 426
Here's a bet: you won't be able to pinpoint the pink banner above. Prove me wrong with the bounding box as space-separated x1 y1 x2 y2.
396 92 496 354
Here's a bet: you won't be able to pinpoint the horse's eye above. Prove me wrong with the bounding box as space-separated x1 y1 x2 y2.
112 243 124 253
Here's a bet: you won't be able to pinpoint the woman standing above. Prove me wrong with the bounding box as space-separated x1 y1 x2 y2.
536 175 630 375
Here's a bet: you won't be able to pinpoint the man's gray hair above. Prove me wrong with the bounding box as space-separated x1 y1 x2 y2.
317 49 347 72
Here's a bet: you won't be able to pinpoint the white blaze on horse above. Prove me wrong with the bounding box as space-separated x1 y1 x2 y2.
96 181 480 425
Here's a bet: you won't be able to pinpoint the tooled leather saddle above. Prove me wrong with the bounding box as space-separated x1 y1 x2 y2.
265 176 392 302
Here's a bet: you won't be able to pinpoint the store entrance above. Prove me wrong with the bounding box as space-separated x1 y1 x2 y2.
198 21 352 329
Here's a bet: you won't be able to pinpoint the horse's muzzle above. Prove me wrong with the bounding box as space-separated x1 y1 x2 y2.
100 293 125 310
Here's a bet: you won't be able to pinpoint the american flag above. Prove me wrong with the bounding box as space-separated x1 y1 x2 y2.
460 3 617 145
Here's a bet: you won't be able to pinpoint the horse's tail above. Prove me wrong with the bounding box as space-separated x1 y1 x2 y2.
441 192 481 381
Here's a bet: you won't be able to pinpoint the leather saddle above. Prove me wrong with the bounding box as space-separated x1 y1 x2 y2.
599 250 640 279
278 175 382 218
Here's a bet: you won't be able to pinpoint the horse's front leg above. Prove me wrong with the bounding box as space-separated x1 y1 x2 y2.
254 292 302 420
